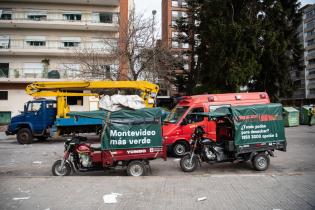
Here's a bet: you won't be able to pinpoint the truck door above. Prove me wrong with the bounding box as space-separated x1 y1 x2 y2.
45 101 57 128
25 101 45 134
180 107 207 140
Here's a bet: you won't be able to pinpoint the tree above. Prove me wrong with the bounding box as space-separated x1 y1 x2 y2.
248 0 303 101
195 0 303 101
173 0 201 95
197 0 261 93
73 10 173 82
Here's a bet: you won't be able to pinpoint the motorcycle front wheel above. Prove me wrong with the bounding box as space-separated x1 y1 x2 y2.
180 154 198 172
52 160 71 176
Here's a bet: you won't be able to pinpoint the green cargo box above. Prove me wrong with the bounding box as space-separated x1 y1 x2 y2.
283 107 299 127
194 103 286 151
68 108 163 150
299 105 315 125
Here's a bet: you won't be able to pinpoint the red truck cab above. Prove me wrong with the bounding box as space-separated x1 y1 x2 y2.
162 92 270 156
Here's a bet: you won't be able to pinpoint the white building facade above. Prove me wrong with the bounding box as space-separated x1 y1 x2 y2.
0 0 133 122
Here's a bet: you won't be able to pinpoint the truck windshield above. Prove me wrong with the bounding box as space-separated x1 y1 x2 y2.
164 106 189 123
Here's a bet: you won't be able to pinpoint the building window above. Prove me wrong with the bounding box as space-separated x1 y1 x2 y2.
0 91 8 100
307 39 315 47
0 35 10 48
61 37 81 48
92 12 118 23
0 9 12 20
171 20 177 27
309 59 315 65
63 42 79 47
27 41 46 46
0 63 9 78
63 12 81 21
27 11 47 21
61 63 80 78
172 0 178 7
172 41 179 48
306 9 315 18
23 63 44 78
172 11 178 20
182 42 189 49
181 0 188 7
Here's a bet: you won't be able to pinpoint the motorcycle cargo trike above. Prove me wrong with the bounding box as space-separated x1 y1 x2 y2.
180 103 287 172
52 108 166 176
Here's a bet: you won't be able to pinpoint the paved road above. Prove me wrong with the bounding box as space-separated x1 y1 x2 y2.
0 126 315 209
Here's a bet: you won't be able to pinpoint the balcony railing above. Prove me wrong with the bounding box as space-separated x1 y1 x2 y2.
0 39 117 52
0 68 80 79
0 10 119 25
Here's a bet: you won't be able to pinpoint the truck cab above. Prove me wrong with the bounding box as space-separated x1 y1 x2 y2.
6 99 57 144
162 92 270 156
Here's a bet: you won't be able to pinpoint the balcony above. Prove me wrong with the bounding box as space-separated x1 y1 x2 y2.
0 38 116 56
0 10 119 31
0 67 78 80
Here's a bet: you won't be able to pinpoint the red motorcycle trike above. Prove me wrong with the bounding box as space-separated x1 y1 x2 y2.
52 108 167 176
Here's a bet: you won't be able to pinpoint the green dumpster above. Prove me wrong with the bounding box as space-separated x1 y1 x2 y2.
283 107 299 127
299 105 315 125
0 112 11 125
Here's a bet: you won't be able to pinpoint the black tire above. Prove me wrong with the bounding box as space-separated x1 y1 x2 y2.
126 160 146 176
52 160 71 176
180 154 198 172
252 153 270 171
17 128 33 144
172 142 188 157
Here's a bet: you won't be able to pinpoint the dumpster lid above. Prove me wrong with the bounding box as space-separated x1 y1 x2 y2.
283 107 298 112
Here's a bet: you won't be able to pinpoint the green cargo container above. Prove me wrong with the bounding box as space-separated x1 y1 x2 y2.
299 105 315 125
283 107 299 127
68 108 163 150
0 112 11 125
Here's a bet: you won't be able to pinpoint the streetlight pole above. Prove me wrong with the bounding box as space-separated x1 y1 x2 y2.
152 10 157 80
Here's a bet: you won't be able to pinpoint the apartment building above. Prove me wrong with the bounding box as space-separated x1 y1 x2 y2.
290 3 315 103
161 0 189 96
0 0 133 121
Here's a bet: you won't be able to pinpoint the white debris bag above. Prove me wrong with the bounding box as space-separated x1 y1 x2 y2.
103 193 122 204
99 95 145 111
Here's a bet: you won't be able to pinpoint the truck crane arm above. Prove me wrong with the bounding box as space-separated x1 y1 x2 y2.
25 81 159 118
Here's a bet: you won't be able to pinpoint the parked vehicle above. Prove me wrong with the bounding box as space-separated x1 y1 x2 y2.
6 80 159 144
52 108 166 176
163 92 270 156
180 103 287 172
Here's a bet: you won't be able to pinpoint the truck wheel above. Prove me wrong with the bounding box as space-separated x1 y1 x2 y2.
180 154 197 172
172 142 188 157
17 128 33 144
126 160 146 176
52 160 71 176
252 153 270 171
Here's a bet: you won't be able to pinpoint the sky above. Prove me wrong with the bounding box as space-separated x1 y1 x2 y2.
133 0 314 38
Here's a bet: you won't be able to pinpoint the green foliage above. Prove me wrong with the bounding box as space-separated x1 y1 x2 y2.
187 0 303 101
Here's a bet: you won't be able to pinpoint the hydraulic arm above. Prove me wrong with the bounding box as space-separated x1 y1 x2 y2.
26 81 159 118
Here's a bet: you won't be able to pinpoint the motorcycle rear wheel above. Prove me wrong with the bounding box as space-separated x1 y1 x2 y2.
180 154 198 172
52 160 71 176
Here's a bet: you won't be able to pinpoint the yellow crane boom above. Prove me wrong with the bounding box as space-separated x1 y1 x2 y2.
26 81 159 118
